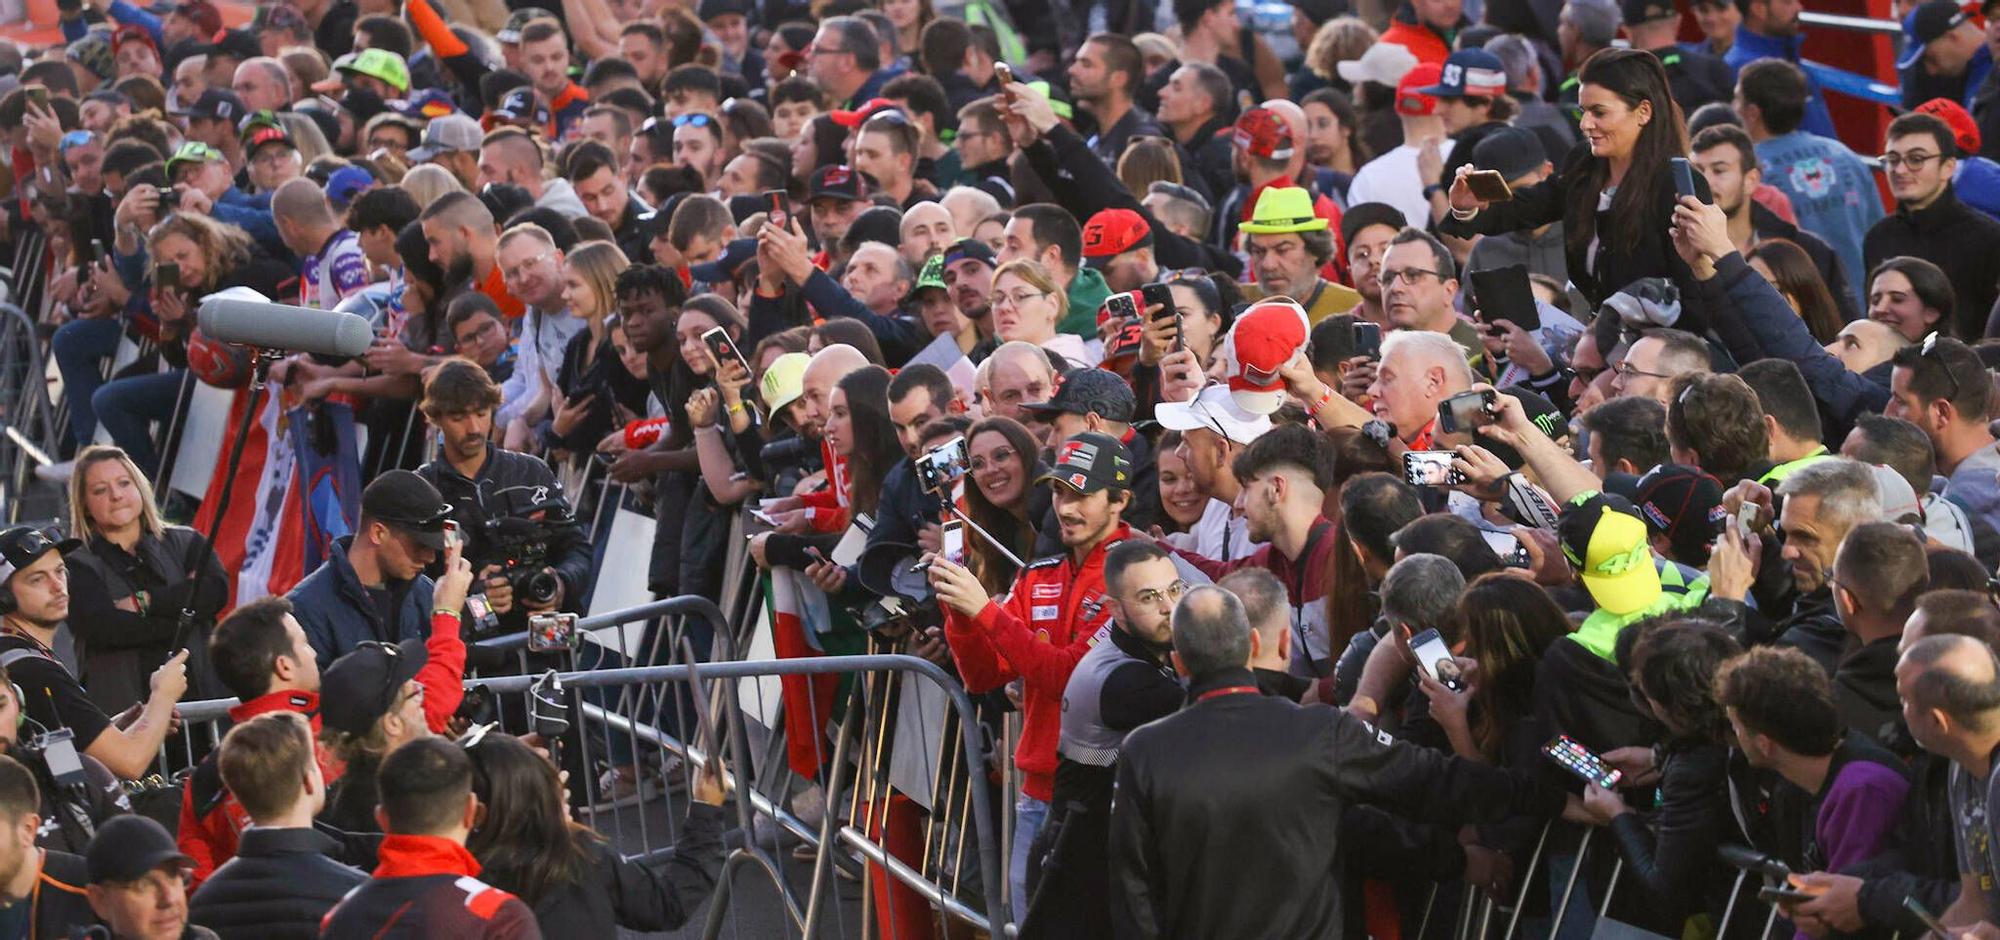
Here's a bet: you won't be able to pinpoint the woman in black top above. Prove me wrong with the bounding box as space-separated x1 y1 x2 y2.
1438 48 1710 327
547 241 649 458
63 444 228 714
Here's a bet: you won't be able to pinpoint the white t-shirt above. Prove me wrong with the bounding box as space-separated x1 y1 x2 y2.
1164 499 1264 562
1346 139 1456 235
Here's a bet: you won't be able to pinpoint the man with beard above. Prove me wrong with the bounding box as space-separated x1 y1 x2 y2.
416 360 590 634
1237 187 1360 322
943 238 999 356
1342 203 1407 330
1690 123 1858 320
492 224 584 427
808 165 872 270
1885 335 2000 533
1725 0 1838 138
1069 34 1164 168
418 191 522 320
909 257 979 356
899 201 958 267
672 112 727 189
565 141 652 262
929 432 1137 920
759 224 927 365
0 527 189 782
1080 209 1159 294
519 19 591 140
1155 62 1235 201
952 98 1018 208
477 127 588 219
0 756 92 938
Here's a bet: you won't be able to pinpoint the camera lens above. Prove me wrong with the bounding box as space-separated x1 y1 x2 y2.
524 569 562 606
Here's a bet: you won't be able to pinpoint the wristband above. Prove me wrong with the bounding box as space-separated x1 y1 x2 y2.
726 401 746 415
1451 205 1480 222
1311 388 1333 416
432 608 461 620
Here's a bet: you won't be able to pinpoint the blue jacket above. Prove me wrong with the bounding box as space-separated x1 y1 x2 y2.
1724 27 1838 140
1699 250 1888 429
1754 130 1883 303
61 0 161 48
216 188 283 252
287 536 437 668
1957 155 2000 222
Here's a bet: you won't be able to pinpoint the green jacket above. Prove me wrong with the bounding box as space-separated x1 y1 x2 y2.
1569 559 1711 660
1060 267 1111 338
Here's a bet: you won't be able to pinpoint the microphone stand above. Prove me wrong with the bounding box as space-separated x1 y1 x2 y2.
171 349 281 654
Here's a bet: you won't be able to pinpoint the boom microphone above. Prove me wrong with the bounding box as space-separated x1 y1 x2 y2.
197 297 375 358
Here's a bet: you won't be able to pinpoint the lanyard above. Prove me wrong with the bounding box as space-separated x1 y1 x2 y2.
1195 685 1259 703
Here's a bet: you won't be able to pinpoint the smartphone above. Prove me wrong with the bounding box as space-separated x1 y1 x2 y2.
1464 169 1513 202
916 436 968 493
701 326 751 377
156 262 180 291
1352 321 1383 360
1670 156 1701 203
25 85 46 110
527 612 581 652
1758 883 1819 904
994 62 1014 86
1437 389 1497 435
1904 896 1949 936
805 546 829 565
91 239 106 265
1402 450 1462 487
38 728 85 788
1478 528 1531 569
763 189 790 231
442 519 461 551
1101 291 1140 323
1469 263 1540 332
465 592 499 634
1541 734 1623 789
940 519 965 566
1734 502 1768 541
1409 627 1465 692
1141 282 1174 316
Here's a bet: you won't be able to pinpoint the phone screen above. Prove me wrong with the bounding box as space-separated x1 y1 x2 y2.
1478 528 1530 568
941 521 965 565
1541 734 1622 789
1410 628 1465 691
1402 451 1459 487
764 189 789 231
1439 390 1494 435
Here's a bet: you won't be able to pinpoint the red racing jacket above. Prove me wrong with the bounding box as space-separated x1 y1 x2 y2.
319 835 541 939
944 525 1130 801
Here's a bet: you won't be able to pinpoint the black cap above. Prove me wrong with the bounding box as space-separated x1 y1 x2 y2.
1339 201 1408 251
690 237 759 283
320 638 428 735
1036 431 1134 494
182 87 245 122
1619 0 1679 25
1634 463 1726 565
361 469 450 550
197 27 259 62
0 526 80 587
635 207 673 241
1021 368 1137 423
810 164 867 203
86 815 192 885
493 86 538 122
1470 125 1548 181
942 237 997 269
1476 385 1565 469
844 206 904 250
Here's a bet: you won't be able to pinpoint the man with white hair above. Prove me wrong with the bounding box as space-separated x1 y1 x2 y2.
976 341 1056 426
231 57 294 113
940 186 1001 240
1365 330 1473 449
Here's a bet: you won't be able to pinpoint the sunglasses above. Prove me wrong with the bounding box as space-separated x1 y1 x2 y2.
1920 331 1965 401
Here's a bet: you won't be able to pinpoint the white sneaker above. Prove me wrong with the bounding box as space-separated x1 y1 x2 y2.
590 757 679 809
33 460 74 484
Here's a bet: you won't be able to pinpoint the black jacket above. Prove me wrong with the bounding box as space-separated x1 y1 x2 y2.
417 444 593 630
64 527 230 713
188 826 368 939
1108 667 1569 939
1171 115 1235 205
516 806 722 936
1834 635 1910 757
1606 741 1736 922
24 849 94 939
1862 183 2000 340
1029 123 1243 280
1847 750 1960 935
1531 636 1657 755
1438 141 1713 325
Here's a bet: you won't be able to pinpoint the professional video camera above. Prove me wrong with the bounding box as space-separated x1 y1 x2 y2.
16 726 99 844
482 494 575 609
855 540 945 636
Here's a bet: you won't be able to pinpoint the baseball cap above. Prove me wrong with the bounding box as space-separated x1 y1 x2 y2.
392 89 460 121
1339 201 1408 248
181 88 244 123
492 86 539 123
85 816 191 886
66 33 115 84
1900 1 1980 70
1021 368 1137 423
497 7 555 43
1483 385 1565 469
165 141 224 177
1337 42 1419 88
1220 298 1310 415
1601 277 1684 332
1396 63 1444 117
409 113 485 161
0 526 80 587
253 3 309 36
1240 186 1328 235
1081 209 1152 265
1036 432 1135 495
1156 383 1274 445
1620 0 1680 24
1871 464 1924 522
111 23 156 57
1418 49 1508 98
1470 125 1549 181
319 638 428 735
690 237 759 283
360 469 451 550
831 97 903 128
172 0 223 36
197 27 260 63
908 254 949 298
944 237 997 269
337 48 411 95
1633 464 1725 566
761 352 810 412
1557 493 1663 616
1916 97 1982 155
326 165 376 211
1232 107 1295 160
811 164 867 203
241 120 293 155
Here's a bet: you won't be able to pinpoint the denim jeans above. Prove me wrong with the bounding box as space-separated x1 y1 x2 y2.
1010 794 1049 925
94 369 185 477
50 317 123 448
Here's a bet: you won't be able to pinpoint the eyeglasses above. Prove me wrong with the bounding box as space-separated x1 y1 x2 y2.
967 446 1017 473
503 248 557 283
1130 579 1190 608
808 43 849 57
1879 150 1941 171
1919 331 1965 401
988 289 1050 310
1383 267 1444 286
456 318 502 345
1615 361 1675 381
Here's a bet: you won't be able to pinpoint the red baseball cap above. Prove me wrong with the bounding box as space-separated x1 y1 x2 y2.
1222 298 1310 415
1082 208 1153 263
1232 107 1295 160
1915 97 1981 155
112 23 156 56
831 98 903 128
1396 63 1444 117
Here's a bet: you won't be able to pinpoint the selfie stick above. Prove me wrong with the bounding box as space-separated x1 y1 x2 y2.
942 503 1027 569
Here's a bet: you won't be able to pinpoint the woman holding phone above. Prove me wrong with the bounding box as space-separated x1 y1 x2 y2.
963 416 1048 595
542 241 647 458
1437 48 1709 327
680 295 763 601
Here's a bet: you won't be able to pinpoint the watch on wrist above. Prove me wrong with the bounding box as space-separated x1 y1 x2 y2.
1423 183 1446 199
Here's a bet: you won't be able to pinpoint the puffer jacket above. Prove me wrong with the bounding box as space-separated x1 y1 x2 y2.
188 827 367 939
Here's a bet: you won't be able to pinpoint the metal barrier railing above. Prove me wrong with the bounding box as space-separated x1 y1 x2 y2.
1799 10 1900 34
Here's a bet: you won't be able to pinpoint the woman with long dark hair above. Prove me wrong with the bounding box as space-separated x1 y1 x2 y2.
825 366 902 518
1746 238 1844 344
464 732 722 935
1440 48 1707 320
1418 575 1571 764
963 415 1048 595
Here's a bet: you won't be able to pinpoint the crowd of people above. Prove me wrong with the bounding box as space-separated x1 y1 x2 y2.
4 0 2000 935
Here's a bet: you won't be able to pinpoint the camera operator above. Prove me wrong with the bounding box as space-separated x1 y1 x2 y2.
0 665 128 855
415 358 590 636
0 525 189 784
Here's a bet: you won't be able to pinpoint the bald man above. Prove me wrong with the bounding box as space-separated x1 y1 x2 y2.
477 129 588 218
748 343 871 569
940 187 1001 242
272 178 370 310
232 57 294 113
977 340 1056 428
1896 634 2000 934
417 192 517 318
899 202 958 266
